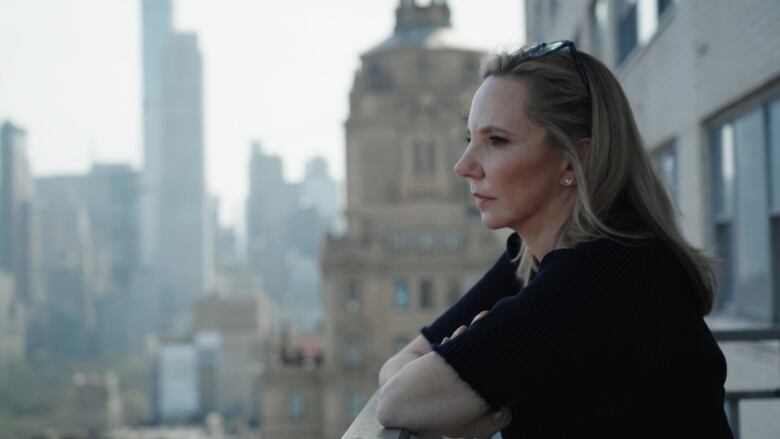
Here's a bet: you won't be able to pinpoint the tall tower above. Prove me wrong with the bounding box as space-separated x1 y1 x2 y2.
140 1 210 328
245 141 299 310
319 1 505 437
157 32 209 321
140 0 172 268
0 121 37 305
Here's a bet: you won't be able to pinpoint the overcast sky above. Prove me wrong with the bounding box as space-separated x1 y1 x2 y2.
0 0 524 226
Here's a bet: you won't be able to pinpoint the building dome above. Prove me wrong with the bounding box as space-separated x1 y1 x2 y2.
364 0 482 55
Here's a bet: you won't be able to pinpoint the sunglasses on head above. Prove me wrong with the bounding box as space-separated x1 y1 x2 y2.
522 40 591 100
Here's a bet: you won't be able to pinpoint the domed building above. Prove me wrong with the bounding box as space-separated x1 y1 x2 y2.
321 0 509 436
261 2 507 437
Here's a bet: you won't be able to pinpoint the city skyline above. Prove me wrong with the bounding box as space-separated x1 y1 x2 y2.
0 0 524 228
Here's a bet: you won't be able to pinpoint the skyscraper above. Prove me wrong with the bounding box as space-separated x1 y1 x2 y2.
140 0 172 269
156 32 209 319
0 121 38 305
141 0 211 328
245 141 298 305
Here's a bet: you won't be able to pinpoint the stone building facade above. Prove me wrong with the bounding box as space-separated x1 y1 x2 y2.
258 1 508 438
319 0 506 437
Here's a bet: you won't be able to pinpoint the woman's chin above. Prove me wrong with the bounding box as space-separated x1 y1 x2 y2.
480 214 505 230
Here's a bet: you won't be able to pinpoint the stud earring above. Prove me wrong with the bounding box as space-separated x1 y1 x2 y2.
562 176 575 187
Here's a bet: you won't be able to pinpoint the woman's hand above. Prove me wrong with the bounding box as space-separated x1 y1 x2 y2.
438 310 513 439
441 310 490 344
441 405 512 439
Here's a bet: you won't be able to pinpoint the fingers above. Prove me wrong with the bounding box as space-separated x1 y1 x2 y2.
441 310 489 345
456 406 512 439
471 310 490 324
441 325 467 345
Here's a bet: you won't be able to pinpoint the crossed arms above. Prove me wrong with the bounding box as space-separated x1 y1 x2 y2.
376 313 511 439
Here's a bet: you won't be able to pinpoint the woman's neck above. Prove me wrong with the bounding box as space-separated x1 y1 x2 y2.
515 197 575 262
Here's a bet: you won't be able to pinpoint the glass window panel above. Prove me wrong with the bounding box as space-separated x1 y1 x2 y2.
393 278 409 310
413 143 422 176
638 0 659 44
713 123 736 218
419 231 434 250
346 278 360 313
657 0 672 17
772 217 780 321
289 390 304 420
733 108 772 320
617 0 638 64
769 98 780 212
589 0 609 59
347 392 363 420
714 223 733 310
426 143 436 173
654 143 678 204
344 339 362 368
419 278 433 310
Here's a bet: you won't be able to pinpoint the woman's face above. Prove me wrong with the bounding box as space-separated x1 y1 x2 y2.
455 76 572 233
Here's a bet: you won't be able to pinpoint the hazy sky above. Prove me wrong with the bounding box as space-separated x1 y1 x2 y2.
0 0 524 226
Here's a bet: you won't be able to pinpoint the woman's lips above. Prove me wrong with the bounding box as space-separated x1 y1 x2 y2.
473 193 495 208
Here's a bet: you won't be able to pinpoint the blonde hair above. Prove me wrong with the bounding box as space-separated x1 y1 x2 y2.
483 45 716 315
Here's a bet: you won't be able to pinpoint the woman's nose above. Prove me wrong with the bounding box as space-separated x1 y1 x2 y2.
454 146 482 179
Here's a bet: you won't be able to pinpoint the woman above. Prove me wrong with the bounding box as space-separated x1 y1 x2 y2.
376 41 733 438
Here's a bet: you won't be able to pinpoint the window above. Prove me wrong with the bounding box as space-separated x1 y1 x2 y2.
419 278 433 310
391 232 408 249
346 391 363 420
444 231 462 250
588 0 608 60
710 95 780 321
367 62 392 91
657 0 672 17
289 390 304 420
393 278 409 310
769 98 780 322
419 231 434 251
549 0 559 21
464 59 478 77
346 278 360 313
416 58 429 80
413 142 436 176
344 338 362 368
653 142 678 205
617 0 638 64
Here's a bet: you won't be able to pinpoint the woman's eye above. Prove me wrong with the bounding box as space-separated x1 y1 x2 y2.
464 136 471 145
489 136 508 146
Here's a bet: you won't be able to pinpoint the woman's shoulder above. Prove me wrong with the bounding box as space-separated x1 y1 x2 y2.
539 233 661 274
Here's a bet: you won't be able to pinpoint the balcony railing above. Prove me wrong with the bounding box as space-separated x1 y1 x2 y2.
341 393 416 439
712 326 780 439
343 327 780 439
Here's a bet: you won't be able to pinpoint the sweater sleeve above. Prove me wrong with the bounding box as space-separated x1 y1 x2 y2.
432 238 641 410
420 233 522 345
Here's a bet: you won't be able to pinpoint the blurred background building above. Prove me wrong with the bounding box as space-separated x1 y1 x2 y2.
141 0 212 334
259 1 507 438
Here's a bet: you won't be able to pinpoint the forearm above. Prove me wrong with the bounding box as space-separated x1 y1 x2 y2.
379 351 421 387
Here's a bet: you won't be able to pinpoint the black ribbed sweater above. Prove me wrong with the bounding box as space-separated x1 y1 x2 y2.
421 234 733 438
